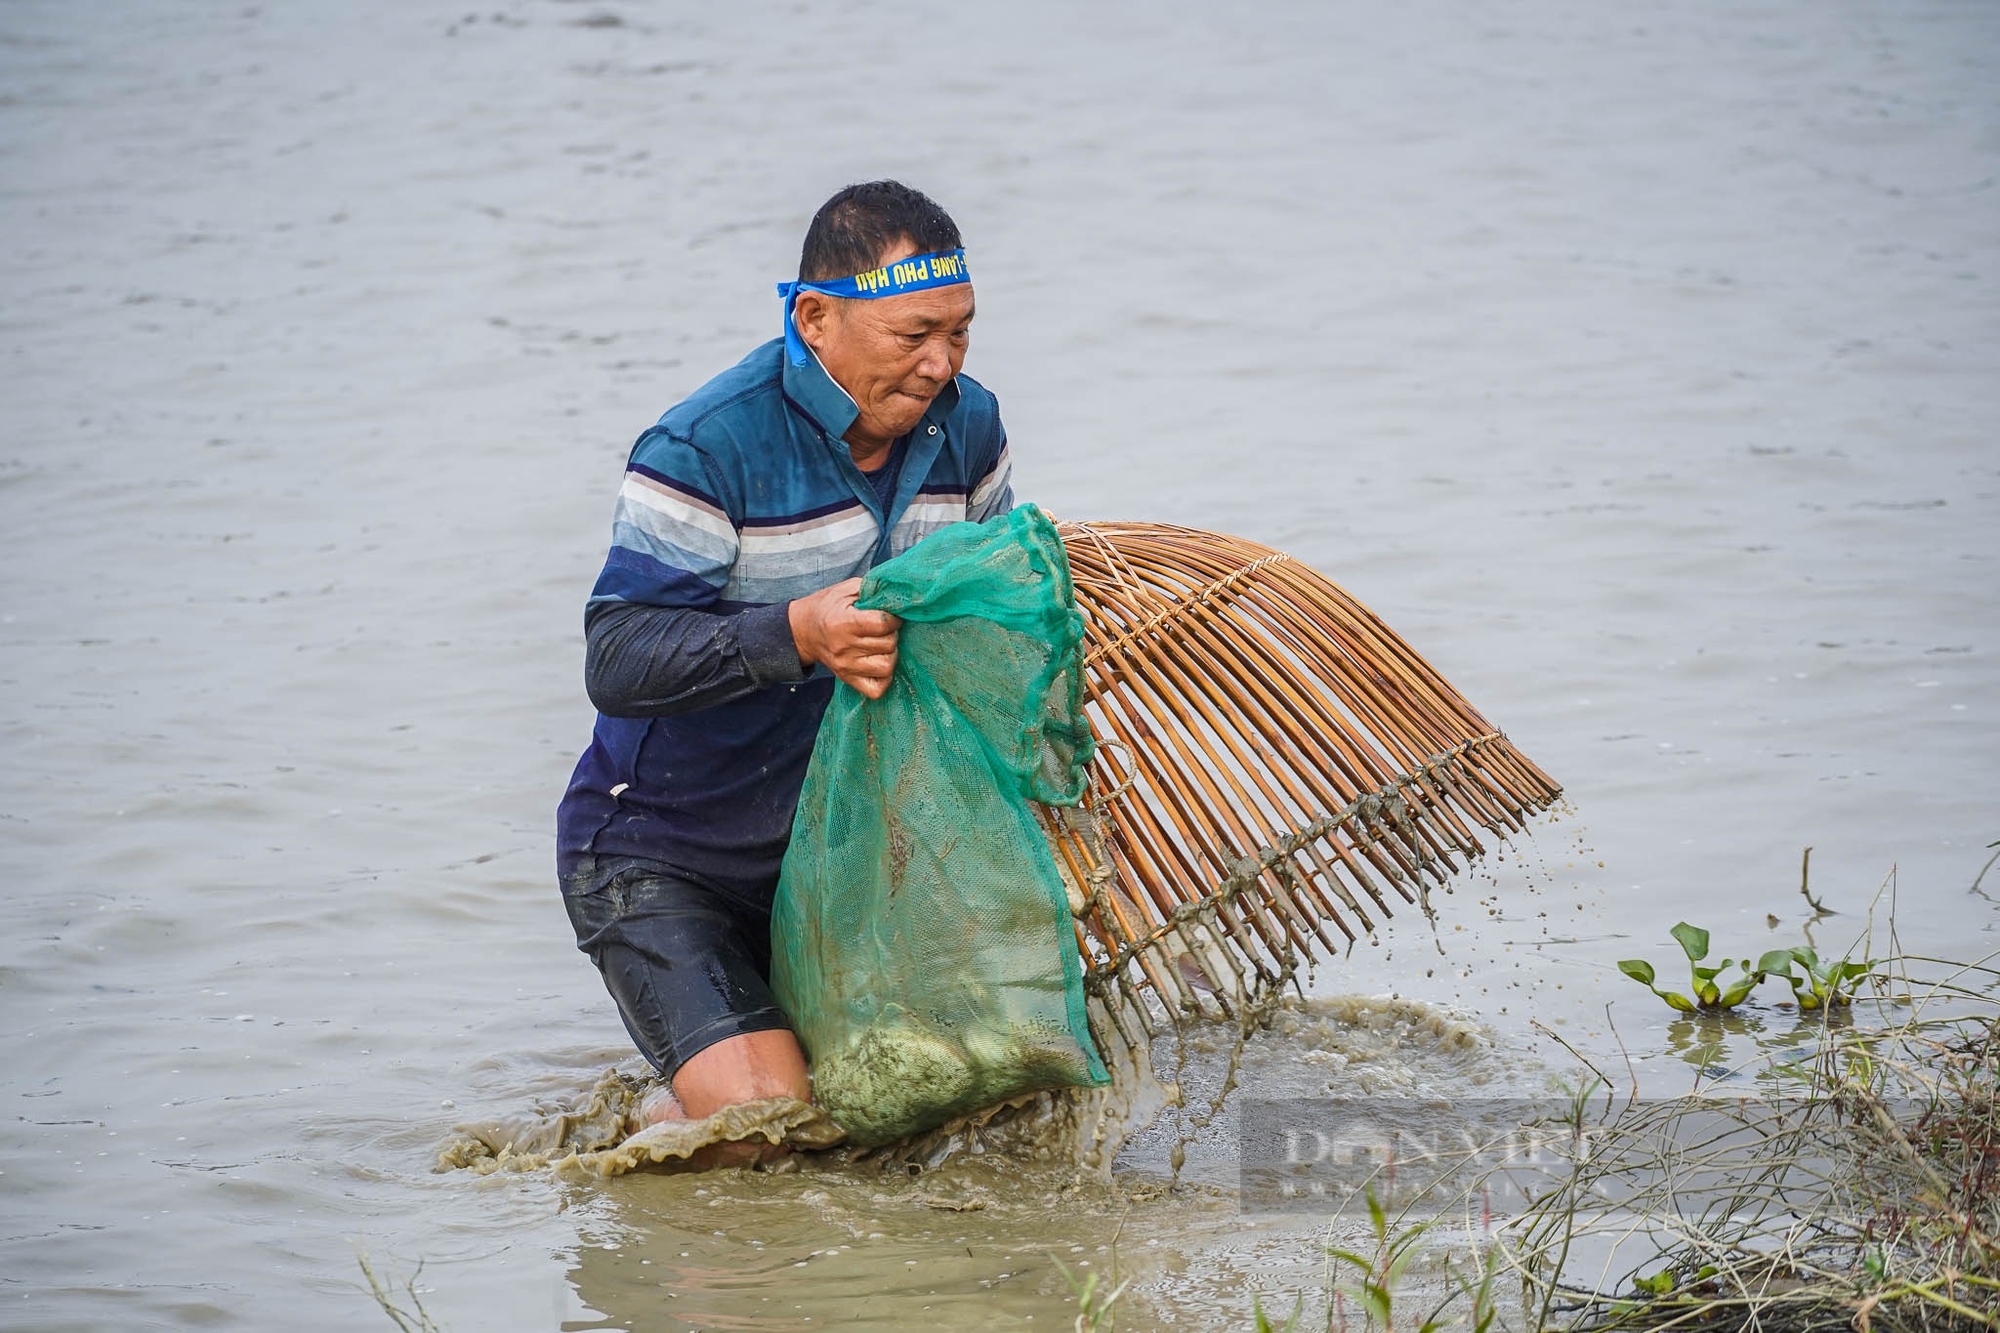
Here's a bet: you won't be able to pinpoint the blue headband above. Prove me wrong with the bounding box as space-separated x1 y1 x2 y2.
775 248 971 365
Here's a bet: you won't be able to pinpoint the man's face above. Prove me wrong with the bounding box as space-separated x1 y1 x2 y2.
795 238 975 449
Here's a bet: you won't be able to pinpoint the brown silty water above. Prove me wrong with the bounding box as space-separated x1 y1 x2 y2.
432 990 1516 1329
4 0 1996 1328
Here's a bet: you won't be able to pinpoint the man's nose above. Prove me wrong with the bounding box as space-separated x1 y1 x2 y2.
914 337 952 383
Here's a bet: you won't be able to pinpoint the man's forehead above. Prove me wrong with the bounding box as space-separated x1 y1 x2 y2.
855 281 975 329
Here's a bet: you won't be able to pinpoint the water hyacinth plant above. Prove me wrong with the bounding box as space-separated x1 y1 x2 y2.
1762 945 1877 1009
1618 923 1878 1013
1617 923 1789 1013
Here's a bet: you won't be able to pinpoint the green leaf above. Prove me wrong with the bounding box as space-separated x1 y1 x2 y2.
1634 1269 1676 1296
1694 977 1720 1006
1363 1284 1392 1326
1324 1247 1374 1274
1718 977 1759 1006
1384 1227 1432 1288
1792 946 1820 973
1756 949 1797 975
1366 1187 1386 1240
1618 959 1657 985
1671 922 1710 963
1660 989 1698 1013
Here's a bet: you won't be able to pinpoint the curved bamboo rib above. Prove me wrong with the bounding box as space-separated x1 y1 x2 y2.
1039 521 1562 1045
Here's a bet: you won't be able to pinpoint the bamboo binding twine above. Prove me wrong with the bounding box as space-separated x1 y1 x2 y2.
1035 521 1563 1052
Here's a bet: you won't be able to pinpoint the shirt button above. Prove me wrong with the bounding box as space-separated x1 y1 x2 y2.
927 425 938 435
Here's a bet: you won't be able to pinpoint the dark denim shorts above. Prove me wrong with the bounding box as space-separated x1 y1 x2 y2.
560 853 792 1078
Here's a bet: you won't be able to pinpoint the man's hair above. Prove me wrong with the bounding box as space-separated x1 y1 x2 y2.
798 180 963 282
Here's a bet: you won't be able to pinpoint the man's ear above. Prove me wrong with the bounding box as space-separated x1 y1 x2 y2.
792 289 840 355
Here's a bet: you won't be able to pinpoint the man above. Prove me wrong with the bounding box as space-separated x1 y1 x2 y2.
556 181 1011 1135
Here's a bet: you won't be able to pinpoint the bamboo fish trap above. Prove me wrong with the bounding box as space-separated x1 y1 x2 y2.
1036 521 1562 1051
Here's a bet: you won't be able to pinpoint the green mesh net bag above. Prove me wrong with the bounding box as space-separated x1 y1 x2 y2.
770 505 1110 1147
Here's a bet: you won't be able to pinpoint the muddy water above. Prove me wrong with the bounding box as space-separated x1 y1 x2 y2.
3 0 1995 1327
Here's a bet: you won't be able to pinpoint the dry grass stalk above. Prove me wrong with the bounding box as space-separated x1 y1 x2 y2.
1038 521 1562 1047
1502 965 2000 1332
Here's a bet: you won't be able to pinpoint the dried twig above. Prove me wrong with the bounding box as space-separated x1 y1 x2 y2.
357 1254 447 1333
1800 845 1835 917
1972 840 2000 903
1499 958 2000 1333
1603 1002 1641 1109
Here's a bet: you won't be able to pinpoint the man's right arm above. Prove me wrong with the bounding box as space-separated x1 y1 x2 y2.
586 580 904 716
581 425 902 716
584 600 802 718
584 430 772 718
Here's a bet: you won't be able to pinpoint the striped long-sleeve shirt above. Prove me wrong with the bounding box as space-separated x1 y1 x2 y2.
556 338 1013 905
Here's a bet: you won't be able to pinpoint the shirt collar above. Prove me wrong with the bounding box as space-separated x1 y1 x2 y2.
781 338 962 443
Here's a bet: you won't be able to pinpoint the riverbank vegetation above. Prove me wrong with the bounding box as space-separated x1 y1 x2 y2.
1059 963 1997 1331
1508 963 1997 1332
